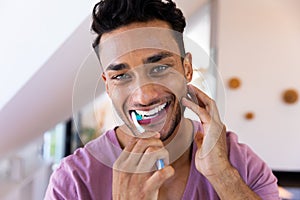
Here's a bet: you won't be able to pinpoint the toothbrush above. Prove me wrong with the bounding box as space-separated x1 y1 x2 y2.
131 112 165 170
131 111 145 133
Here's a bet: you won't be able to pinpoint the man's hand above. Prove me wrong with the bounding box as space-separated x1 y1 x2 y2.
182 84 231 178
112 133 174 200
182 85 261 199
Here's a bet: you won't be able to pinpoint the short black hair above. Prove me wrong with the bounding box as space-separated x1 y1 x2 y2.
91 0 186 58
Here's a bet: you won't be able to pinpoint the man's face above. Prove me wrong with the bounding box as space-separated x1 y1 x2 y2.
99 20 193 141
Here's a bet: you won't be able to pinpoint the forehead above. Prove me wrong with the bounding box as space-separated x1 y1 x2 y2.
98 21 182 69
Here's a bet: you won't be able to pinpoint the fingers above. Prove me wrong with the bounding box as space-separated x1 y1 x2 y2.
183 84 221 122
130 136 163 154
112 135 173 199
138 146 169 172
123 132 160 152
144 166 175 192
187 84 213 109
182 97 211 123
114 134 169 173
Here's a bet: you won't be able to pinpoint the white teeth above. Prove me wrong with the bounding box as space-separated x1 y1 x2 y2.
135 103 167 118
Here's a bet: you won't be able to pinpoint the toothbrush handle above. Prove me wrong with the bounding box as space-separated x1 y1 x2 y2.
156 159 165 170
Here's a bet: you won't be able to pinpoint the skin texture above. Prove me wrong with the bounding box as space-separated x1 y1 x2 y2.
100 20 261 200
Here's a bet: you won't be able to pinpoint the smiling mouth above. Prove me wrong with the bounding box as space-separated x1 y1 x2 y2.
130 102 170 125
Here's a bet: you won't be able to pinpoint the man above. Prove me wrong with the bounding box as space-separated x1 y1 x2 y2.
45 0 280 199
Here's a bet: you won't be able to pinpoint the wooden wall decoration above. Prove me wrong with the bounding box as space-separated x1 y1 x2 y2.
282 89 298 104
244 112 255 120
228 77 241 89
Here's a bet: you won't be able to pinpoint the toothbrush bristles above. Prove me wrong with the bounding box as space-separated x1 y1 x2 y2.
131 112 145 133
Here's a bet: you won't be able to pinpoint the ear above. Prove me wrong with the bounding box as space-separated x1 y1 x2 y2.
101 72 110 96
183 52 193 82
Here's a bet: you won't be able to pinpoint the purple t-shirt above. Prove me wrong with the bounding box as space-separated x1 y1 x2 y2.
44 124 279 199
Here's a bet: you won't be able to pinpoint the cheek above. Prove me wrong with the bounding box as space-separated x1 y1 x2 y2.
108 82 136 114
159 72 188 100
110 86 127 107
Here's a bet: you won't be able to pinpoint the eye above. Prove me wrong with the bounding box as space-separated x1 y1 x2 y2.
111 73 131 80
151 65 170 74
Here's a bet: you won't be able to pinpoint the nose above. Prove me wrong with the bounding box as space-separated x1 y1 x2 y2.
132 84 161 107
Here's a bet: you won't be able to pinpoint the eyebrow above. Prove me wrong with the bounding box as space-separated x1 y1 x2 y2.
105 52 173 71
143 52 173 64
106 63 129 71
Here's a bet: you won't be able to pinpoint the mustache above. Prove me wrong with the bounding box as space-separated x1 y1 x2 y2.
131 96 174 108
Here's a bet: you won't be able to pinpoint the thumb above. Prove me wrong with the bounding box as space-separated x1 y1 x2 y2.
145 166 174 191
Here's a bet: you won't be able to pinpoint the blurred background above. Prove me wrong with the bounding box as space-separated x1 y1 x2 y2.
0 0 299 199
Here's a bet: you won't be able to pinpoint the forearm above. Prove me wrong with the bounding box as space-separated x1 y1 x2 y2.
207 166 261 200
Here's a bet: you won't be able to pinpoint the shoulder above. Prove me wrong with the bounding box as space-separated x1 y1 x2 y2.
225 131 269 180
226 131 249 162
225 131 266 174
44 129 118 199
226 131 280 199
57 128 119 173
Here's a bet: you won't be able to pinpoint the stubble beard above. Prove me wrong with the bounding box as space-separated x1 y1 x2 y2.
160 99 183 142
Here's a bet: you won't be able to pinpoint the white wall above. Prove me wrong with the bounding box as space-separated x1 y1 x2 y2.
0 17 98 157
0 0 99 110
218 0 300 171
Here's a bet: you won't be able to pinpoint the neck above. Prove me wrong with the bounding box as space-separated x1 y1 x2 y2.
165 118 194 168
